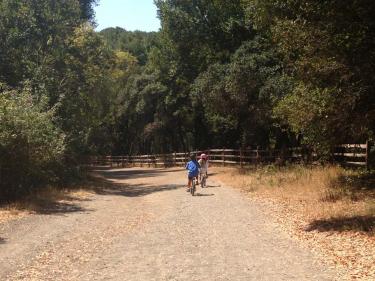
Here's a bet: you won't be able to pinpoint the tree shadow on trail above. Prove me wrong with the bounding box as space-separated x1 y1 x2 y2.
90 177 184 198
92 167 183 181
0 191 91 217
88 167 186 197
305 215 374 235
32 200 89 215
194 193 215 197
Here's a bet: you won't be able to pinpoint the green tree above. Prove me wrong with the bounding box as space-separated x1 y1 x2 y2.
0 0 115 199
193 36 287 148
100 27 158 65
0 84 65 200
243 0 375 149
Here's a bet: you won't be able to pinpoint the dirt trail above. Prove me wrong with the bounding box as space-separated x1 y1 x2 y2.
0 167 339 280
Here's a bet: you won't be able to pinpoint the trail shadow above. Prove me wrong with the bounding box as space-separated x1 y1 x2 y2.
1 169 183 217
0 237 6 244
95 168 183 181
0 192 91 217
90 177 184 198
195 193 215 197
305 215 375 235
87 167 186 197
204 184 220 188
33 200 89 215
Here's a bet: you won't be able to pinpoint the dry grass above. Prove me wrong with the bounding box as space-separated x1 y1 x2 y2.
211 165 375 280
212 165 375 230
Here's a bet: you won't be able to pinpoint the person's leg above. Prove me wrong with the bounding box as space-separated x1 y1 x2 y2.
187 176 192 191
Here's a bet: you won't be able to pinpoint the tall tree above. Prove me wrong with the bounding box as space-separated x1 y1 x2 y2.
243 0 375 148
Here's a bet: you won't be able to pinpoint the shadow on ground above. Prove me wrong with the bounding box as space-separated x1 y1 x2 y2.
1 168 184 218
195 193 215 197
0 192 91 217
0 237 6 244
86 167 185 197
337 171 375 199
321 170 375 203
31 200 89 215
344 172 375 192
90 178 184 197
95 167 183 181
305 215 375 235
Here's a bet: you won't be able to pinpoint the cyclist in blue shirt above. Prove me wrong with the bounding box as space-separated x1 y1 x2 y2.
185 153 200 192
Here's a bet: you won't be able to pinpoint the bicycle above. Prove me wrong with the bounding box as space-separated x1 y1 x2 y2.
200 173 207 188
190 177 198 196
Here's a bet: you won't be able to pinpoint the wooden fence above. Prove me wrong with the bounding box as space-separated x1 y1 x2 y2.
90 142 372 170
333 141 372 170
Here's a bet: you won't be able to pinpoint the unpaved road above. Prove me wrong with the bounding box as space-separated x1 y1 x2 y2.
0 167 338 280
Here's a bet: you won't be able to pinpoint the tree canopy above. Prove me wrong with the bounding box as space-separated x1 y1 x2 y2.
1 0 374 199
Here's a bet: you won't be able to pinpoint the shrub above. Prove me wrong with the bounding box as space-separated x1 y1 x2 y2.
0 85 65 200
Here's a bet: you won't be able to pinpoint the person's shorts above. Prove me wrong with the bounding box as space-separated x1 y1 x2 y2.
188 174 198 180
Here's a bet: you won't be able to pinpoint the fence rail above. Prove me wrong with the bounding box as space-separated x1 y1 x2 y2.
90 142 372 170
333 141 372 169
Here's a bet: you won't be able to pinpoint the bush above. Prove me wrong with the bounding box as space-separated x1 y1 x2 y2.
0 85 66 200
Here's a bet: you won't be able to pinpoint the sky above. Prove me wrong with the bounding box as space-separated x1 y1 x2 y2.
94 0 161 32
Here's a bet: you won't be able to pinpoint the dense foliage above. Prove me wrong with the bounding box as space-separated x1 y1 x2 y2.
105 0 373 154
1 0 374 199
0 0 112 199
0 85 65 199
100 27 158 65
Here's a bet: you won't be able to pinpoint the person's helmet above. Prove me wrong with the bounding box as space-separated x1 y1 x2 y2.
189 153 196 160
200 153 207 160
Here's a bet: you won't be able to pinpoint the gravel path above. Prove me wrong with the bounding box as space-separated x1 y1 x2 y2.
0 167 338 280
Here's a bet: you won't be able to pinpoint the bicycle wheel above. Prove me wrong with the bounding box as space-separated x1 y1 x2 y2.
200 175 206 188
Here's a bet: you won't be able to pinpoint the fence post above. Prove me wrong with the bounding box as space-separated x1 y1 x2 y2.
366 140 371 171
240 147 243 168
222 149 225 167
